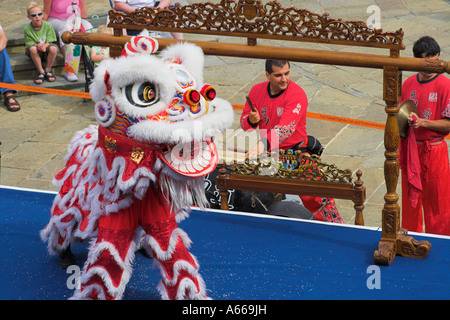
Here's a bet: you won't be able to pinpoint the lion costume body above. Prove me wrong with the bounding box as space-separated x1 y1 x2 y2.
40 34 234 300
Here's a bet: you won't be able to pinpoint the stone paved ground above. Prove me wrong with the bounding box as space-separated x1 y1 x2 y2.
0 0 449 227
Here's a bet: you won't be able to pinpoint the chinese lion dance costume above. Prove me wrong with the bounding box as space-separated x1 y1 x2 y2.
40 33 234 300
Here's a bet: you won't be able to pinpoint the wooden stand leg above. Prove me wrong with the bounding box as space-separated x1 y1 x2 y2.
396 231 432 258
216 163 229 210
374 66 431 265
353 170 365 226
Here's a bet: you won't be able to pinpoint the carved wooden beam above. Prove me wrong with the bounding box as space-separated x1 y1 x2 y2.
62 32 450 74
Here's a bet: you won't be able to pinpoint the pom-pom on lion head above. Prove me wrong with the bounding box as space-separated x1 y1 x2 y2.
89 32 234 178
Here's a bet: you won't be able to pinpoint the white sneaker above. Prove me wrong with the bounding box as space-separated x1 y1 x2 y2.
65 72 78 82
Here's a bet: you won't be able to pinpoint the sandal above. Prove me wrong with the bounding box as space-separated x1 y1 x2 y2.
45 69 56 82
34 72 45 85
4 94 20 112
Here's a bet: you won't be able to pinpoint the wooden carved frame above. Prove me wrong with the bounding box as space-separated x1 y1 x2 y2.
216 165 366 226
108 0 404 49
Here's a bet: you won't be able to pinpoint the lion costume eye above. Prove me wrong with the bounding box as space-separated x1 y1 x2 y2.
122 82 159 107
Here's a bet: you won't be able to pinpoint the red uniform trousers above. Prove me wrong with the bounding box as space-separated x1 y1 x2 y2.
401 140 450 235
300 196 344 223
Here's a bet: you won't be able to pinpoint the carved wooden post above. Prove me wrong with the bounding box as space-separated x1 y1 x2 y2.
216 163 230 210
374 65 402 265
374 64 431 265
353 170 365 226
111 27 125 58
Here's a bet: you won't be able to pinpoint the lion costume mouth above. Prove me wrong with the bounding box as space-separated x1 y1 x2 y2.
159 138 218 177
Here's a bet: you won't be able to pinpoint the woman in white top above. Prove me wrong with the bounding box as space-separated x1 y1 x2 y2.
114 0 183 39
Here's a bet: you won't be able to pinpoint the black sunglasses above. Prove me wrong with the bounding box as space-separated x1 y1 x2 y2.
30 12 43 18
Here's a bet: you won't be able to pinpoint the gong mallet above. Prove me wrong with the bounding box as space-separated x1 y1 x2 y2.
246 95 256 112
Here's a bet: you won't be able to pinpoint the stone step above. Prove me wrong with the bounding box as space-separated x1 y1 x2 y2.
8 51 66 77
3 14 107 97
6 44 91 97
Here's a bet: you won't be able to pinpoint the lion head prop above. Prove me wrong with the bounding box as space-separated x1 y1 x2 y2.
88 33 234 214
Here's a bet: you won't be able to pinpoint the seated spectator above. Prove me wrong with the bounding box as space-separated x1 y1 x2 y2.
0 23 20 112
24 1 59 84
114 0 183 39
43 0 93 82
90 25 111 68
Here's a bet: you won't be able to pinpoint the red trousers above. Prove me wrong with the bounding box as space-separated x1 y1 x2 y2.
72 186 208 300
300 196 344 223
401 140 450 235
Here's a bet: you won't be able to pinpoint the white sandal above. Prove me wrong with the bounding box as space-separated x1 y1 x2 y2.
65 72 78 82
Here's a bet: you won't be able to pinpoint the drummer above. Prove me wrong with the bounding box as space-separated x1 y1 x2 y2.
399 36 450 236
240 59 343 223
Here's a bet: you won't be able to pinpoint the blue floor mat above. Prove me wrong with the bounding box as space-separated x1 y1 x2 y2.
0 186 449 300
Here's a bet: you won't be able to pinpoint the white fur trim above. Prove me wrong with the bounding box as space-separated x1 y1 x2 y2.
41 125 158 254
144 227 192 261
160 42 205 90
41 126 100 254
153 255 199 286
127 97 234 144
71 231 139 300
90 54 178 119
69 284 106 300
156 273 210 300
158 169 208 217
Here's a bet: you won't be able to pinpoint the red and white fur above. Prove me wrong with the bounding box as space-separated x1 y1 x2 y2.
41 33 234 300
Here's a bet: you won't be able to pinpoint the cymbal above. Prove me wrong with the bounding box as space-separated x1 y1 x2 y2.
397 99 418 138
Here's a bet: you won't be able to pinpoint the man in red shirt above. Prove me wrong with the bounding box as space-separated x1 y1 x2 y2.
241 60 308 154
400 36 450 235
240 60 343 223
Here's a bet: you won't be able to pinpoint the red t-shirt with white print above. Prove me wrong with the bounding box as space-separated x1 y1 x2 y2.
240 81 308 151
400 74 450 141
